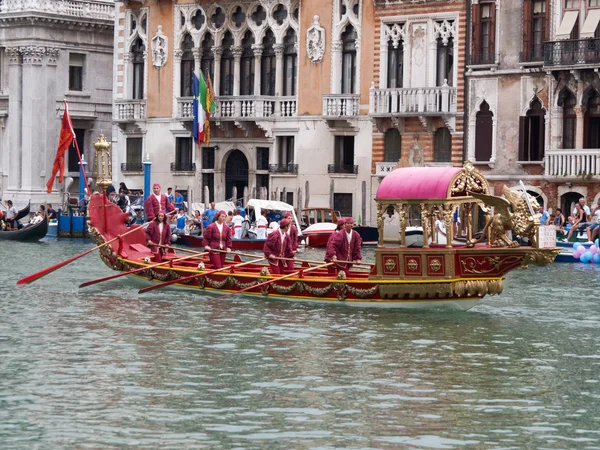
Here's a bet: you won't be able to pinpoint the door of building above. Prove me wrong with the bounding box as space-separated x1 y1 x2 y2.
225 150 249 201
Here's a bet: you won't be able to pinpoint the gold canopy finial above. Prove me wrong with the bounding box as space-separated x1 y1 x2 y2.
94 134 112 190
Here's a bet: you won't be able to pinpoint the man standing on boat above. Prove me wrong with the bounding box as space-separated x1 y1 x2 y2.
255 211 268 239
326 217 361 277
203 210 232 269
263 218 293 274
144 183 174 222
283 212 299 270
205 202 218 224
5 200 18 230
231 209 245 239
324 218 346 275
145 210 171 263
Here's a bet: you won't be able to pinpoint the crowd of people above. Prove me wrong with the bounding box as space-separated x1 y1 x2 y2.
540 197 600 244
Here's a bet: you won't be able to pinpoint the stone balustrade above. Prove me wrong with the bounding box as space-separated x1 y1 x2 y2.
0 0 114 21
176 96 296 120
545 149 600 178
322 94 360 117
115 100 146 122
369 85 457 116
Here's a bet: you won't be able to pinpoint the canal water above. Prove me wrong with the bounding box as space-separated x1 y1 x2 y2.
1 239 600 448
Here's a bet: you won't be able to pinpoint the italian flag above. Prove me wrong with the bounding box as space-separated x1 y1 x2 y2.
193 71 215 146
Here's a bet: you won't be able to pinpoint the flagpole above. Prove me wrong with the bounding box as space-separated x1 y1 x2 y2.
72 137 90 196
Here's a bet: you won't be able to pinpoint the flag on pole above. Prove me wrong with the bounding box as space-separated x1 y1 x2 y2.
192 71 216 146
46 101 75 193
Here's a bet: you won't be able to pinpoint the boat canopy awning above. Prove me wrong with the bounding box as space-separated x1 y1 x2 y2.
556 10 579 40
581 9 600 38
375 162 490 202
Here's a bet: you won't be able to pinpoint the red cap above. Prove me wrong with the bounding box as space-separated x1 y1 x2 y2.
217 210 227 217
279 218 290 228
337 218 345 226
345 217 355 224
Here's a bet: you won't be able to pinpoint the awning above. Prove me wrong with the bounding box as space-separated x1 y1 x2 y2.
556 10 579 40
581 9 600 38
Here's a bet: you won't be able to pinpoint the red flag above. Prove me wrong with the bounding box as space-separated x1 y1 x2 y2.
46 101 75 193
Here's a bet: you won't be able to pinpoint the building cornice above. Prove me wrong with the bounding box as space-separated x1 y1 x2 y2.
0 15 113 31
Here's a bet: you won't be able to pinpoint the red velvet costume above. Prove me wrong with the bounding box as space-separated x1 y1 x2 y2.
145 220 172 262
325 228 362 276
285 221 299 270
263 229 293 274
202 222 232 268
144 194 174 221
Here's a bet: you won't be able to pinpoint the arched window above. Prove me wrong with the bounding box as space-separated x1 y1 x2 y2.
220 31 234 96
240 31 255 95
560 90 576 149
585 90 600 148
200 34 214 82
384 128 401 162
131 37 145 100
387 39 403 88
283 29 297 96
475 101 493 161
180 34 194 97
341 25 357 94
436 37 454 86
434 127 452 162
261 29 276 96
519 98 546 161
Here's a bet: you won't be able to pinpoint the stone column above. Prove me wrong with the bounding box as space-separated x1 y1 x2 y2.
6 47 22 190
331 40 342 94
44 48 60 192
172 49 182 117
379 39 388 89
252 44 263 97
274 43 284 96
192 47 201 75
232 46 242 97
212 46 222 96
575 105 586 149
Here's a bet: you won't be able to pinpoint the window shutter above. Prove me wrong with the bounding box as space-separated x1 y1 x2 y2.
523 0 533 58
489 2 497 59
518 116 528 161
472 3 481 61
544 0 550 41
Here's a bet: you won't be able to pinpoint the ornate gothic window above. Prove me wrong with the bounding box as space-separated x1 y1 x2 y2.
519 98 546 161
387 39 403 89
283 29 297 96
261 30 276 96
220 32 234 96
475 101 493 161
384 128 401 162
240 31 255 96
560 90 576 149
131 37 145 100
434 127 452 162
180 34 194 97
585 90 600 148
341 25 357 94
436 37 454 86
201 34 214 82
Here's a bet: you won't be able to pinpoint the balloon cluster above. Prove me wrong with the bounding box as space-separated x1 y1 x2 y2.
573 239 600 263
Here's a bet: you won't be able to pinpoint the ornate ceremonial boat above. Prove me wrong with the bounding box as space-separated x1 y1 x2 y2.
87 163 559 309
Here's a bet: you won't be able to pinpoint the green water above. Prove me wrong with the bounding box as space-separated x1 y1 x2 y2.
1 239 600 448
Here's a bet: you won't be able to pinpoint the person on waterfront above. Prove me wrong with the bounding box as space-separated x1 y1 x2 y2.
567 203 586 241
117 192 130 213
145 210 171 263
325 217 362 277
203 210 232 269
144 183 174 222
236 202 246 218
191 210 204 234
226 210 233 225
38 204 46 219
167 187 173 204
0 210 5 231
231 209 245 239
554 208 565 230
263 218 293 275
119 182 130 195
105 184 116 198
585 200 600 243
538 206 549 225
175 208 187 232
205 202 218 224
5 200 18 229
46 204 57 221
255 211 268 239
283 212 299 270
174 190 185 211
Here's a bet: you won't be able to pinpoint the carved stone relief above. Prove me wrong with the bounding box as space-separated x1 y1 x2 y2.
151 25 168 69
409 136 424 167
306 15 325 63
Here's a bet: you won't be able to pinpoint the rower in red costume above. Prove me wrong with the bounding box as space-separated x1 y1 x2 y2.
325 217 362 276
324 218 346 275
144 183 175 221
263 218 293 274
202 210 232 269
282 212 299 270
145 210 171 262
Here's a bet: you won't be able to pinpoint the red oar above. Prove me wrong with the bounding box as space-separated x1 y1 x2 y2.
138 257 267 294
214 262 333 300
78 252 209 288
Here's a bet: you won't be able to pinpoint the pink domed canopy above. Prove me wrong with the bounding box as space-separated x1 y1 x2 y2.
376 167 464 200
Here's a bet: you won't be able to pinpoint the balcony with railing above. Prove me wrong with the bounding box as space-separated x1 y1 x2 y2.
269 163 298 175
369 85 457 117
121 162 143 173
0 0 114 21
375 162 398 177
544 39 600 68
545 149 600 178
175 96 297 121
170 162 196 173
328 164 358 175
115 99 146 122
322 94 360 117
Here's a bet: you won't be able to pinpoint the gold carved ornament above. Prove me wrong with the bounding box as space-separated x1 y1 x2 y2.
429 259 442 272
407 259 419 272
385 258 397 271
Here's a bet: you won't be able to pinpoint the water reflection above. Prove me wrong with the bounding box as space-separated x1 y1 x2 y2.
1 240 600 447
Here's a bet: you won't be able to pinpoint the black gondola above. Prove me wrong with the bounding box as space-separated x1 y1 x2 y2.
0 215 48 241
14 202 31 222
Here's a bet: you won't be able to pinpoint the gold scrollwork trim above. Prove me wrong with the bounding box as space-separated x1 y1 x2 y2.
460 256 523 274
522 249 561 267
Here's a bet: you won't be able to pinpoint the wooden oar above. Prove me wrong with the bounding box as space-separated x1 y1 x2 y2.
79 252 209 288
17 210 177 285
225 248 374 269
138 257 267 294
214 262 333 300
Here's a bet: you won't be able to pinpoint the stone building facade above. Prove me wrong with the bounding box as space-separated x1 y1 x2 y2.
0 0 114 206
466 0 600 214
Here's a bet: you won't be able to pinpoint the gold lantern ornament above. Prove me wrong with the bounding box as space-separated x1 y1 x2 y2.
93 134 112 191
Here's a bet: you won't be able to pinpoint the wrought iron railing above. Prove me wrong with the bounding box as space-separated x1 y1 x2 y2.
269 164 298 174
121 163 143 172
328 164 358 174
544 39 600 67
170 162 196 172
